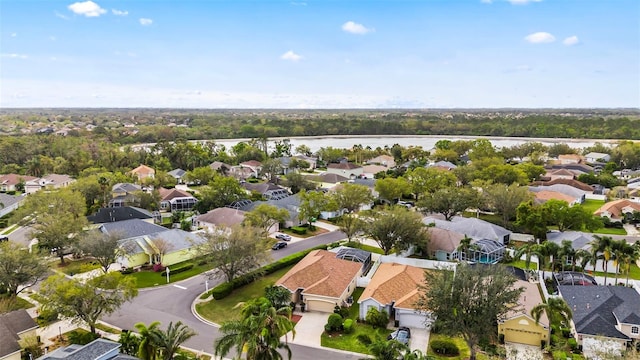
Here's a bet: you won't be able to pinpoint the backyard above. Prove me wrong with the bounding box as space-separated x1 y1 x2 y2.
195 265 294 323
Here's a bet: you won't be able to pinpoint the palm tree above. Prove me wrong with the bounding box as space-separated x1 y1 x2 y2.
575 249 592 274
135 321 162 360
514 240 538 271
402 349 436 360
559 240 576 272
531 297 573 327
457 235 473 261
611 239 628 285
622 241 640 286
215 297 295 360
150 321 196 360
366 339 409 360
535 241 559 279
589 235 614 285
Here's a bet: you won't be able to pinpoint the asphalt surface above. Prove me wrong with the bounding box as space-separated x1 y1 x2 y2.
103 230 356 359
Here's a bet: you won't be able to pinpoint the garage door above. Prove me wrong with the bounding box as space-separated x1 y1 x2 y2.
504 329 541 346
306 300 336 313
398 311 428 329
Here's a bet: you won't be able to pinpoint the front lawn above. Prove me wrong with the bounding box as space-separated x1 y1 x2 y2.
127 261 214 288
504 259 537 270
427 333 491 360
343 241 385 255
588 263 640 281
321 323 392 355
195 265 294 323
54 258 101 275
281 226 329 238
580 199 605 214
589 227 627 235
0 294 35 311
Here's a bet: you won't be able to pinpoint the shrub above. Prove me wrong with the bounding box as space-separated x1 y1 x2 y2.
152 263 165 272
356 334 372 345
365 307 388 329
211 282 233 300
334 305 349 318
291 226 307 235
120 267 134 274
550 334 560 346
552 350 567 360
326 313 343 332
161 264 194 277
498 333 505 344
67 330 100 345
343 319 354 334
560 327 571 338
430 339 459 356
568 338 579 352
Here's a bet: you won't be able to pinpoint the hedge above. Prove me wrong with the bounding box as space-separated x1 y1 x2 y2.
291 226 307 235
430 339 459 356
206 243 334 300
161 264 194 277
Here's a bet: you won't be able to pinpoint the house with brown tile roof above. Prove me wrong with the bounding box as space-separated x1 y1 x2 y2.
498 280 549 347
427 227 467 261
276 249 363 312
326 162 364 178
362 165 388 178
544 168 576 181
158 187 197 212
366 155 396 168
196 207 246 232
558 154 584 165
237 160 263 178
358 262 432 328
530 178 594 193
594 199 640 222
129 165 155 182
532 190 579 206
0 310 38 360
0 174 37 192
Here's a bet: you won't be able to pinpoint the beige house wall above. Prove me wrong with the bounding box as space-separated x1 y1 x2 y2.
498 315 549 346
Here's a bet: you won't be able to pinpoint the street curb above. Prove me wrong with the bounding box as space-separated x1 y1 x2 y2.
190 292 221 328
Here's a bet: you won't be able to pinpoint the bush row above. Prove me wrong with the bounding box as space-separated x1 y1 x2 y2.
208 243 334 300
161 264 194 277
290 226 307 235
430 339 459 356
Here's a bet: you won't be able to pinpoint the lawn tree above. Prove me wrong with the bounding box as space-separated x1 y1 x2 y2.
374 177 410 204
416 263 523 360
264 285 292 309
332 183 374 213
542 199 602 232
284 172 316 194
215 297 295 360
78 230 125 274
418 186 479 221
338 213 365 243
531 297 572 327
149 237 174 265
39 272 138 334
298 190 336 227
364 206 428 255
244 203 289 238
0 242 49 297
260 158 282 183
367 339 410 360
404 167 457 200
185 166 217 185
12 188 88 265
198 225 269 282
515 201 548 240
135 321 161 360
481 182 532 227
294 144 312 157
194 175 246 213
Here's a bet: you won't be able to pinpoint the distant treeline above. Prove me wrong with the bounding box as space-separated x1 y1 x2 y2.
1 109 639 143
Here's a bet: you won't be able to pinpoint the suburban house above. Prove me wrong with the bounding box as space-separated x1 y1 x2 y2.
549 164 594 177
0 310 38 360
129 165 155 182
594 199 640 222
426 227 467 261
36 338 138 360
532 190 579 206
557 154 584 165
326 161 364 178
0 193 25 218
236 160 263 179
544 169 576 181
109 183 143 208
362 165 388 178
529 184 586 205
276 249 363 312
167 168 187 184
235 193 302 228
585 152 611 164
498 280 549 347
292 155 318 170
158 187 197 212
424 216 511 245
0 174 37 193
545 231 615 273
366 155 396 168
242 182 290 200
358 262 432 328
530 178 595 194
196 207 247 232
210 161 232 176
87 206 155 224
558 285 640 359
311 173 350 189
24 174 75 194
429 161 457 171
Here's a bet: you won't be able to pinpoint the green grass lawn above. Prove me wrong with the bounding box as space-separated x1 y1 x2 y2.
281 226 329 238
505 259 537 270
343 241 385 255
53 258 102 275
127 261 214 288
195 265 294 323
0 294 35 311
580 199 605 214
589 227 627 235
588 263 640 281
1 224 18 235
95 323 121 334
321 323 392 355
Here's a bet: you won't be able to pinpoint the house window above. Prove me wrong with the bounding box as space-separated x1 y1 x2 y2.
632 326 639 334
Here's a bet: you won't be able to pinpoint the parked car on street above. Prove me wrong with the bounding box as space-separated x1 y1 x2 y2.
272 241 288 250
387 327 411 345
275 233 292 241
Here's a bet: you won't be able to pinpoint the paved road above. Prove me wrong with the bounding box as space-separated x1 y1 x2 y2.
103 230 354 359
8 225 33 248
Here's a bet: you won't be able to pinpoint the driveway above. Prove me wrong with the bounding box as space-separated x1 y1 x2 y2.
505 343 543 360
409 328 430 352
286 312 330 347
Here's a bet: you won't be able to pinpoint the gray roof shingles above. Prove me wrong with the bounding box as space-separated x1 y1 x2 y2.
100 219 168 239
37 339 125 360
0 310 38 358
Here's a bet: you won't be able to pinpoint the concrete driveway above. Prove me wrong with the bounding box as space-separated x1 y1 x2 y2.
286 312 329 347
505 343 543 360
409 328 430 352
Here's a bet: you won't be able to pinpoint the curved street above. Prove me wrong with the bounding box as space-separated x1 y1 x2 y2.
103 230 360 360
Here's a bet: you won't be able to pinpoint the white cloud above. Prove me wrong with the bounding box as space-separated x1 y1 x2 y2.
563 35 579 46
139 18 153 26
10 33 17 37
342 21 374 35
1 53 28 59
280 50 302 62
524 32 555 43
112 9 128 16
68 1 106 17
508 0 542 4
55 11 70 20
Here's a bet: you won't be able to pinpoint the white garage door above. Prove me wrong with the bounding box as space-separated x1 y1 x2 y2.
398 310 428 329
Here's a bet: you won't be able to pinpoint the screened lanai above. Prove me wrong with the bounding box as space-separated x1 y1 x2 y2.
454 238 506 264
335 247 372 273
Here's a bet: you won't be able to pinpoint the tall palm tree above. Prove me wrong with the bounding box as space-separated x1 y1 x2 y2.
535 241 559 279
366 339 409 360
457 235 473 261
623 241 640 286
135 321 162 360
215 297 295 360
559 240 576 272
402 349 436 360
575 249 592 274
611 239 628 285
514 240 538 271
150 321 196 360
589 235 614 285
531 297 573 327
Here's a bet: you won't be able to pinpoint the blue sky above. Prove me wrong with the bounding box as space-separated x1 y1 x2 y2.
1 0 638 108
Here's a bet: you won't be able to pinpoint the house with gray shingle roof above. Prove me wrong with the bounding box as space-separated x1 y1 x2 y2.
167 169 187 183
0 193 25 218
87 207 154 224
115 227 205 268
36 338 138 360
529 184 586 205
424 216 511 245
0 310 38 360
558 285 640 359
